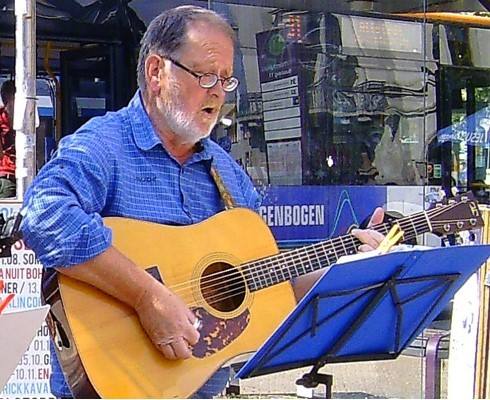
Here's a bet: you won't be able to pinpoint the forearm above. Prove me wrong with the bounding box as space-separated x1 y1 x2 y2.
292 269 325 302
55 245 158 310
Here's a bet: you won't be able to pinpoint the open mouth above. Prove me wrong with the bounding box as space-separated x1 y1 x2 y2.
202 107 216 115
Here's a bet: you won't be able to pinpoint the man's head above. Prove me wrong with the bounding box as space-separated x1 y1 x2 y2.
138 6 237 145
1 80 15 117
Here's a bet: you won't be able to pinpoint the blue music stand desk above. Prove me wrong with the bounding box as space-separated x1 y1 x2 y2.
236 245 490 394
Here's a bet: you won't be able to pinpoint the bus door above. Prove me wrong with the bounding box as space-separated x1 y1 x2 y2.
60 44 133 137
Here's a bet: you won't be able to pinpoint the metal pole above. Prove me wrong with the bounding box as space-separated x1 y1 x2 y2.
14 0 36 201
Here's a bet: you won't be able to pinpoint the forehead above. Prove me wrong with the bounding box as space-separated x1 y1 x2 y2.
179 21 234 68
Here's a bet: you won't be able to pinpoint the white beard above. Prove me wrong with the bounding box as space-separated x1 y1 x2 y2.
158 78 218 144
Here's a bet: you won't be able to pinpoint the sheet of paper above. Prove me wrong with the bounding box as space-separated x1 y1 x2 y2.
0 305 50 391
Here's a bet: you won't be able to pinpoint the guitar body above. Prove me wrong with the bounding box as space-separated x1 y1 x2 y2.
55 208 296 398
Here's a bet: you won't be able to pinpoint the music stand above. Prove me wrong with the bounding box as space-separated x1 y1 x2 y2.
0 305 50 391
236 245 490 396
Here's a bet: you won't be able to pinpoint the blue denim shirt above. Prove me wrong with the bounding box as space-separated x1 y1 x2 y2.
21 91 261 397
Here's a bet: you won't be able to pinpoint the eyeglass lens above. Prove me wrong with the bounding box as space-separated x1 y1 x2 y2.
199 74 238 92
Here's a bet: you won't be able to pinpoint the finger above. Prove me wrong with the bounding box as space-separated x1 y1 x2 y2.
183 311 201 345
186 308 197 323
358 244 375 253
158 343 178 360
171 337 193 359
185 321 200 346
352 229 384 249
368 207 385 227
186 330 200 346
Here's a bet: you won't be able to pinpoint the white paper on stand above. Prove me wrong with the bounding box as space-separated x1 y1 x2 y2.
0 305 50 391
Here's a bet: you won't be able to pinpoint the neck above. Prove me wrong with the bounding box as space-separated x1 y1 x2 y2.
161 137 196 164
143 93 197 165
243 209 434 292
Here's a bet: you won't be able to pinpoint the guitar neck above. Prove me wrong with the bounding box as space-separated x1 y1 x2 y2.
243 209 434 292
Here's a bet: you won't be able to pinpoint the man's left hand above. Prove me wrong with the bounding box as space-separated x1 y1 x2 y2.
351 207 385 252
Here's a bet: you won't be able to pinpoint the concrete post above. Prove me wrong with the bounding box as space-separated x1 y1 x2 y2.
14 0 36 201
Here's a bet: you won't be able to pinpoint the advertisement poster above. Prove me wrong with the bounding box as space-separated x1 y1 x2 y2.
0 202 53 398
259 185 387 247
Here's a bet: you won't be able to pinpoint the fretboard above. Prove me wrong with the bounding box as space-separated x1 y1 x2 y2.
243 210 432 292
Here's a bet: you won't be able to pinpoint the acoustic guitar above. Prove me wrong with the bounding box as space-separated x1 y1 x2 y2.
41 194 483 398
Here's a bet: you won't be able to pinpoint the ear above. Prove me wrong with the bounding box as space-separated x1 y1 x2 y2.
145 54 165 95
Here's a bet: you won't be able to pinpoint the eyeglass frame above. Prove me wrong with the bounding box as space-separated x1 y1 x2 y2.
165 56 240 93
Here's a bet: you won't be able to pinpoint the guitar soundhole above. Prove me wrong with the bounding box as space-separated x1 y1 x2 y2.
200 262 246 312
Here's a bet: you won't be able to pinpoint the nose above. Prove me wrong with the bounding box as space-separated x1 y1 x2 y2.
207 81 226 101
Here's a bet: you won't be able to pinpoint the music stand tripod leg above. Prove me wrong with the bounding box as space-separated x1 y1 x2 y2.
296 366 333 399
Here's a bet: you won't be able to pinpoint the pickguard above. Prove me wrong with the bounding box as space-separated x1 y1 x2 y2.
192 307 250 358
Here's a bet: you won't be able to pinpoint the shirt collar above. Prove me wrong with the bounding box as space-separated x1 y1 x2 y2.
128 91 161 151
127 91 213 162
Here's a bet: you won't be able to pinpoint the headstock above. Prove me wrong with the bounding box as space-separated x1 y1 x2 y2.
426 192 484 236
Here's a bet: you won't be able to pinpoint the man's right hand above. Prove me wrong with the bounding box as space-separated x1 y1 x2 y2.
55 246 201 361
135 281 200 360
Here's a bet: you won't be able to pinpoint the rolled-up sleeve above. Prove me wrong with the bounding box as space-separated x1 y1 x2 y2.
21 132 113 269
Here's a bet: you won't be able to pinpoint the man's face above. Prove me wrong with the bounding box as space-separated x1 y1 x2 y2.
156 22 234 144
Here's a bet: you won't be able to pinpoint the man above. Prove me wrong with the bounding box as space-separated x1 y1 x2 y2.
21 6 384 398
0 80 16 198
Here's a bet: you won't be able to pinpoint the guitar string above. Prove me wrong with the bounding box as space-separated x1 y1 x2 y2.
169 207 470 307
171 214 466 307
167 206 472 304
180 222 459 309
180 219 465 309
167 211 427 294
166 203 463 296
180 211 460 304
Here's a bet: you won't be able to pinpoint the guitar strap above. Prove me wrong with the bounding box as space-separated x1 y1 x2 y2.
210 164 236 210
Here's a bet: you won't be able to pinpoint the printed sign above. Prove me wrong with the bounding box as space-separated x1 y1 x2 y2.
0 202 53 398
259 186 387 247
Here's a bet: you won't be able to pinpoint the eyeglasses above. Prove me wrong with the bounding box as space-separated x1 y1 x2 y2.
166 57 239 93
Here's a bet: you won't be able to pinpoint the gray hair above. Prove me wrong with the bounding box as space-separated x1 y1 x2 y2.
137 5 235 95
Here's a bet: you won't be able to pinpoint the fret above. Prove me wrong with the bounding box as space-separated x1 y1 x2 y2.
270 260 280 284
423 211 433 232
321 241 335 266
339 236 348 256
376 223 389 236
274 256 285 283
312 245 323 271
330 240 339 260
243 264 254 291
260 265 268 289
267 261 275 285
243 263 252 291
280 254 291 281
281 256 293 282
244 263 258 292
408 217 418 238
292 253 301 280
296 249 308 276
304 249 314 274
250 261 261 290
255 260 267 290
350 235 358 254
263 260 273 287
